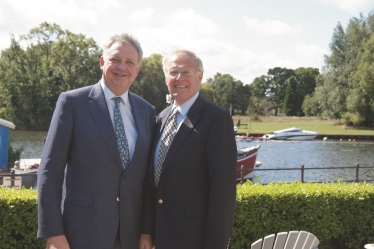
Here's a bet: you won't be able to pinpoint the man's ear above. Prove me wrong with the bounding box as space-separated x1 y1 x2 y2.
99 56 105 69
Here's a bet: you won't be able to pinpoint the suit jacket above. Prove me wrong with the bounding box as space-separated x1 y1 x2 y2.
150 95 237 249
37 82 156 249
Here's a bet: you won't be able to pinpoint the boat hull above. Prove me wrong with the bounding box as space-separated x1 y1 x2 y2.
266 135 317 140
236 145 260 180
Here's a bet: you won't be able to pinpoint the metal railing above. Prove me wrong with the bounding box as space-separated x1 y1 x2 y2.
239 164 374 184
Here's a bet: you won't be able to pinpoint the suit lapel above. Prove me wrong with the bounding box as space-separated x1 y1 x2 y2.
87 82 123 171
160 96 205 174
126 93 145 172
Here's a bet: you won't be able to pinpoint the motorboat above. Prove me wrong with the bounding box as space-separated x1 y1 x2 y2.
236 145 261 180
263 127 317 141
236 135 264 142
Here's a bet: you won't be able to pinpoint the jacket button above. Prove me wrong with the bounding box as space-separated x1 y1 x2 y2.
158 199 163 204
116 197 120 201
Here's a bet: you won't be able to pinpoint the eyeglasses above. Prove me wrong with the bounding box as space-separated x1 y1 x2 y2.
168 69 199 78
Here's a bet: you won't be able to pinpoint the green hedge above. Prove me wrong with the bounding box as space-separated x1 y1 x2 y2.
1 182 374 249
232 181 374 249
0 186 45 249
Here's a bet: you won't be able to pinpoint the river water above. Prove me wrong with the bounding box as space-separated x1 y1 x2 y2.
9 130 374 184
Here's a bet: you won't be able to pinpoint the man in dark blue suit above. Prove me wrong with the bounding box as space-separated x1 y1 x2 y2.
37 33 155 249
150 50 237 249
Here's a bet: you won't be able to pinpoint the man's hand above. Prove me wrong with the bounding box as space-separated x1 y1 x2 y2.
46 235 70 249
139 234 153 249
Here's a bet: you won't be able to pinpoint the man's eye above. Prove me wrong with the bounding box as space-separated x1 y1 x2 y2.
169 71 178 76
182 71 192 76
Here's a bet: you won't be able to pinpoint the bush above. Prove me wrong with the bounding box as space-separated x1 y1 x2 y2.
0 186 45 249
251 113 261 122
231 181 374 249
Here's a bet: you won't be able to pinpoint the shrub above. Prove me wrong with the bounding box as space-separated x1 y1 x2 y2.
231 181 374 249
0 186 45 249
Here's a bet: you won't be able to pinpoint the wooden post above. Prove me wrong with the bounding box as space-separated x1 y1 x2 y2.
301 164 304 183
356 163 359 183
240 165 244 184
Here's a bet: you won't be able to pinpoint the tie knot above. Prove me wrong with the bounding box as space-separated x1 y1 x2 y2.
171 108 179 116
113 97 122 104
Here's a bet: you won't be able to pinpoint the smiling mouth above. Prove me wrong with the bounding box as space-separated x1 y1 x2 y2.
175 85 188 88
114 73 127 77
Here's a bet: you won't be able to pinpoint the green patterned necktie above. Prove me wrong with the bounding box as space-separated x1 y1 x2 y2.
113 97 130 169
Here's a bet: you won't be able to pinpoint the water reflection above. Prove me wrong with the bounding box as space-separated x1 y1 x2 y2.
8 130 374 183
9 130 47 159
237 139 374 183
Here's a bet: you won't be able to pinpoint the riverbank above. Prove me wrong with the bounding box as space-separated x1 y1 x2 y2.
232 115 374 138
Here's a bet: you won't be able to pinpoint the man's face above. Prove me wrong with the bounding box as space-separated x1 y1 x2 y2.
165 52 203 106
100 42 141 96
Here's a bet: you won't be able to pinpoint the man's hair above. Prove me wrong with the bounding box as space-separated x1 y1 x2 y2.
103 33 143 64
162 50 204 76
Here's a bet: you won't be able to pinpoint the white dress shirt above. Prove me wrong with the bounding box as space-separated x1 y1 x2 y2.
153 92 200 173
101 80 137 162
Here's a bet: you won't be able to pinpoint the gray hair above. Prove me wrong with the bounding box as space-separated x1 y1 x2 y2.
162 50 204 76
103 33 143 64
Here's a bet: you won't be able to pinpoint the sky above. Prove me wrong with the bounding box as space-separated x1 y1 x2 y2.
0 0 373 84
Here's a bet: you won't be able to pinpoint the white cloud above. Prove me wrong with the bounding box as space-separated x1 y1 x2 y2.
318 0 374 14
164 9 221 38
4 0 98 29
295 44 327 69
242 17 303 36
129 9 155 22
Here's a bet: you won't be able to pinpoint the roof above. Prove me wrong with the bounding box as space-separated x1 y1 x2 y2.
0 118 15 129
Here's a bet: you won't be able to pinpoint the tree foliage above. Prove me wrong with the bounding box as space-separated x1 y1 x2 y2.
211 73 250 115
282 76 299 116
248 67 318 116
0 22 102 130
315 12 374 126
199 82 214 103
131 53 168 114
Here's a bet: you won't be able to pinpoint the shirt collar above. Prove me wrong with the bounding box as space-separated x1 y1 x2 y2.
172 92 199 117
100 80 129 104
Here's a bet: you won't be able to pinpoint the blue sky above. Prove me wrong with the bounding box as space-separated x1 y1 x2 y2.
0 0 373 84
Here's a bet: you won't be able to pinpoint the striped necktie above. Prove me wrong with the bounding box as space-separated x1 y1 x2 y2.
155 108 180 187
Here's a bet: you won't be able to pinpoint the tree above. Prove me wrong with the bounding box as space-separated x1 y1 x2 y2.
266 67 295 115
212 73 250 115
0 22 102 130
302 94 320 116
315 12 374 125
248 75 270 98
282 76 299 116
199 82 214 103
131 53 168 114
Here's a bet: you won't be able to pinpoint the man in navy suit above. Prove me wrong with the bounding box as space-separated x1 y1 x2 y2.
37 33 155 249
151 50 237 249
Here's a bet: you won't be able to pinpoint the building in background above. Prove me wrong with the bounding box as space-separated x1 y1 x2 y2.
0 118 15 169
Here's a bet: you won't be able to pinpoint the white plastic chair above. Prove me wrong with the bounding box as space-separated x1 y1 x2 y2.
251 231 319 249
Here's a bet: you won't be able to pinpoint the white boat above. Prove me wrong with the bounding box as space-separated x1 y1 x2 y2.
263 127 317 141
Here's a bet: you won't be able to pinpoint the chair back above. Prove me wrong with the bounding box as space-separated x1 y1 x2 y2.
251 231 319 249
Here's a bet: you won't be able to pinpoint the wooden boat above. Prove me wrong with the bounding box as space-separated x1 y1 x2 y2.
236 145 261 180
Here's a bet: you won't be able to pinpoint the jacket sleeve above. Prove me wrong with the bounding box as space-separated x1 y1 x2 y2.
37 92 72 238
141 106 157 236
204 111 237 249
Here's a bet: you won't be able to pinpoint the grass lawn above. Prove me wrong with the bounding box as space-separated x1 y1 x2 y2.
232 116 374 135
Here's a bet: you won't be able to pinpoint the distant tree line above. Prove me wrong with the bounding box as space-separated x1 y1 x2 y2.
1 11 374 130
